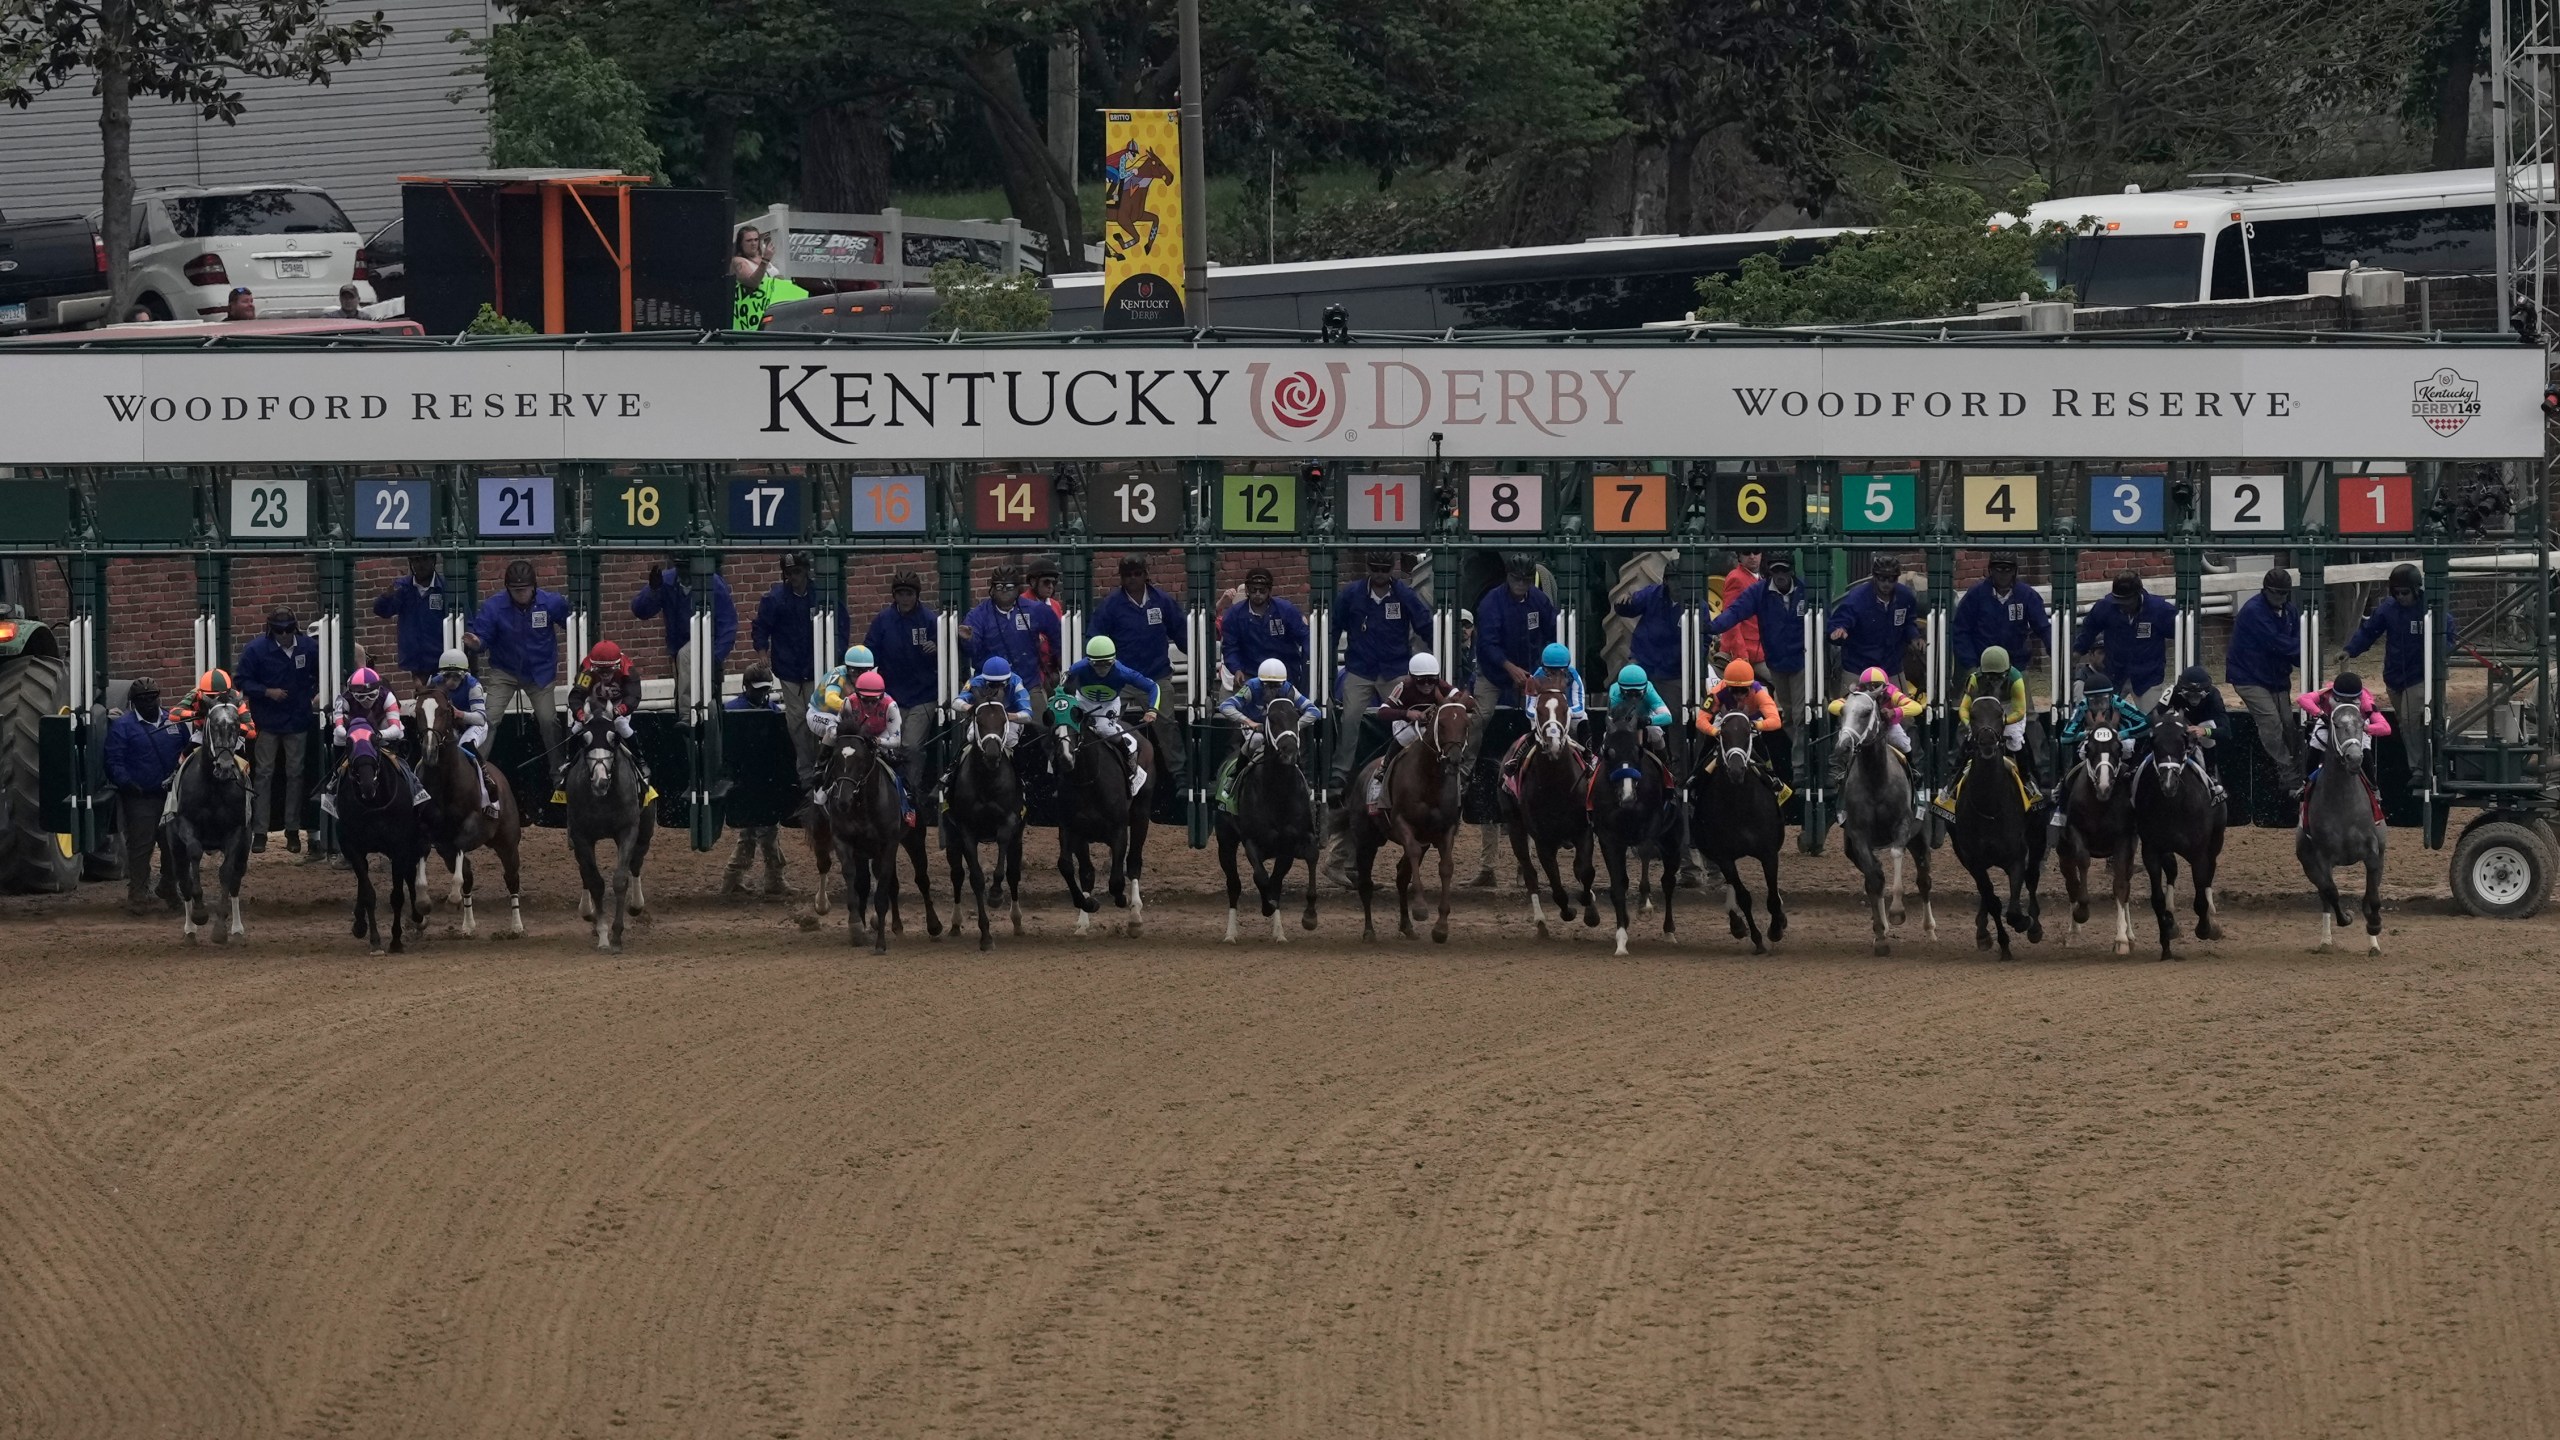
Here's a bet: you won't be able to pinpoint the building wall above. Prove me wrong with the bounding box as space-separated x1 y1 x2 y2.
0 0 493 233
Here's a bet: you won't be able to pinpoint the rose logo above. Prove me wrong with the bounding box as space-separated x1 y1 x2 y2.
1246 361 1350 442
1270 371 1327 429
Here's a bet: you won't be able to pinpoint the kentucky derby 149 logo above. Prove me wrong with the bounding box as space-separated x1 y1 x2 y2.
1247 361 1350 443
2413 367 2481 437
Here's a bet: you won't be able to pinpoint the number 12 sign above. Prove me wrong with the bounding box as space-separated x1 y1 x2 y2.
1221 474 1297 534
1346 473 1422 533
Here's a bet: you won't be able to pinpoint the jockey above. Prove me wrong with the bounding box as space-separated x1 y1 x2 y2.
1056 635 1160 798
1825 666 1923 782
807 645 868 742
948 654 1036 751
558 640 646 799
1500 641 1587 781
2057 664 2149 756
432 649 502 820
1605 662 1674 757
2297 670 2393 764
1214 658 1314 808
1935 646 2040 817
1699 658 1789 799
812 670 912 822
163 669 256 822
1361 651 1468 809
2151 663 2230 804
321 666 428 816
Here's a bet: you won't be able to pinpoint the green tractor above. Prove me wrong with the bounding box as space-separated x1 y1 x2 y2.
0 560 81 893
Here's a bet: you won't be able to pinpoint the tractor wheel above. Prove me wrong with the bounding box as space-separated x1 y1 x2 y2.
2448 818 2554 921
0 650 80 893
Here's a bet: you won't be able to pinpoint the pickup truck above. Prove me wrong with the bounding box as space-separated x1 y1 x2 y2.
0 210 110 334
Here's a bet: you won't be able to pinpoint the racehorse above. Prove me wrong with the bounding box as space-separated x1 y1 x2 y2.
1217 695 1319 943
337 727 428 954
563 697 654 953
2298 699 2386 954
1353 698 1469 943
1103 148 1176 261
1947 695 2044 959
1587 694 1679 956
1502 685 1593 940
2133 707 2227 959
941 699 1026 951
2056 723 2139 954
1689 707 1787 953
813 726 916 954
169 702 250 945
1047 696 1155 936
416 685 525 938
806 728 940 944
1833 690 1936 955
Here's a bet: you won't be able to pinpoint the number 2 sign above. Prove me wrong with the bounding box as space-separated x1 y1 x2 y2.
2207 473 2286 534
1467 474 1544 533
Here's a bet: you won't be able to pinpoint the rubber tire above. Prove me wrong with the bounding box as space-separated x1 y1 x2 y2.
2448 819 2554 920
0 651 80 894
138 292 172 322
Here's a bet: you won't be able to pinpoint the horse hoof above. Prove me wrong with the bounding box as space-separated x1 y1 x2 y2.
2071 903 2090 924
979 934 993 952
1872 941 1891 957
1432 926 1449 944
2113 941 2129 956
1613 928 1628 957
1300 912 1317 932
927 918 944 938
2026 921 2044 943
2368 937 2383 956
369 940 385 956
1535 921 1550 941
1749 937 1766 955
1976 932 1992 951
1728 915 1747 939
795 913 819 932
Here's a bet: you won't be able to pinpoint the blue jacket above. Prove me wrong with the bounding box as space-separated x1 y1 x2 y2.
105 705 188 790
954 670 1035 716
724 689 780 712
1059 657 1160 709
2225 593 2300 691
2074 593 2179 694
629 567 738 664
963 597 1060 682
752 581 821 685
468 588 572 687
1707 578 1812 673
863 603 941 708
1950 579 2050 671
371 573 451 677
1474 584 1561 701
1827 579 1923 675
1219 676 1312 723
435 670 489 723
234 632 318 735
1611 583 1684 679
1220 599 1309 689
1331 579 1433 682
1092 585 1186 680
2345 594 2454 693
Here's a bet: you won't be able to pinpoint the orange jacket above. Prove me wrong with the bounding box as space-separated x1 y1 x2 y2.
1720 565 1764 662
1700 677 1782 732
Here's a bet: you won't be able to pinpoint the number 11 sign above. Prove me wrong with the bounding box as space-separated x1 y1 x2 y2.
1345 473 1422 533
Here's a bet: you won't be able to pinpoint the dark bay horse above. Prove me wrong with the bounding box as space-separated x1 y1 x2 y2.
170 702 250 945
2298 699 2386 954
806 723 940 944
813 727 913 954
1689 707 1787 953
1217 696 1319 943
564 699 654 953
2057 724 2139 954
942 699 1026 951
417 684 524 938
1354 698 1469 942
1503 686 1593 939
1834 690 1935 955
2134 710 2226 959
1048 697 1155 937
1948 695 2043 959
1588 695 1679 956
338 728 428 954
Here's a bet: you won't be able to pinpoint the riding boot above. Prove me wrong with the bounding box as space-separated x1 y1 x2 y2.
1322 802 1355 889
1932 759 1968 817
1469 822 1501 887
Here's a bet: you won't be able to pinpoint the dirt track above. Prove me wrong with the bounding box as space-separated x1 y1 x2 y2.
4 824 2558 1438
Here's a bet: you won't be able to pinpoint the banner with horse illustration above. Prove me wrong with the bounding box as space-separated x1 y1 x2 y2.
1101 109 1186 328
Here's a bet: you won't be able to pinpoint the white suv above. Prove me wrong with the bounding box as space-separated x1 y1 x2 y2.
111 184 364 320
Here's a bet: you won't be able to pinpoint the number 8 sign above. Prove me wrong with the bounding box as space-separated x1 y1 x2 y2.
1468 474 1544 533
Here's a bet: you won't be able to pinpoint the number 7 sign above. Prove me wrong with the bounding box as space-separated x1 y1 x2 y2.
1592 474 1668 533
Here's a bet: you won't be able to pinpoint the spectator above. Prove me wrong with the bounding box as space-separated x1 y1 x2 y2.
235 608 318 854
862 569 940 798
2227 566 2303 791
1721 549 1765 666
104 677 186 912
960 565 1059 700
751 551 823 778
1091 555 1189 783
1951 553 2050 675
225 286 255 321
371 552 451 690
125 306 153 323
2074 571 2179 709
720 662 788 896
1827 553 1924 698
630 553 738 718
1220 565 1308 691
464 558 571 761
2344 562 2456 786
338 285 364 319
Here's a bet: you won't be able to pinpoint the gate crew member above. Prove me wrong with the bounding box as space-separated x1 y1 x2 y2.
236 608 318 855
1721 549 1765 671
1610 573 1686 692
1827 553 1924 702
1027 556 1067 683
1221 566 1308 691
104 677 185 913
372 553 452 691
466 558 572 765
1707 554 1813 774
1466 557 1560 882
863 570 940 800
2344 563 2456 788
752 551 823 782
631 554 738 720
2227 567 2303 793
1091 556 1189 787
1323 552 1433 884
720 662 788 896
961 565 1061 709
2074 571 2179 710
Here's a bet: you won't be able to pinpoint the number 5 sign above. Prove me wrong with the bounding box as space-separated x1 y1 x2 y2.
1840 473 1916 533
1467 474 1544 533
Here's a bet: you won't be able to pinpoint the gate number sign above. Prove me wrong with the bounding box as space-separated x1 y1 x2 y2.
1840 473 1916 533
2337 473 2414 534
724 476 805 538
2089 474 2165 534
849 475 927 535
971 472 1052 534
595 474 688 539
1468 474 1544 533
1715 473 1794 535
1592 474 1669 533
225 477 310 539
475 475 556 538
1221 474 1297 534
1961 474 2040 533
1346 473 1422 533
354 478 433 541
2207 474 2286 533
1095 473 1182 535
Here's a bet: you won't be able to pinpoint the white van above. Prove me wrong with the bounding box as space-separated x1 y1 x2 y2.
107 184 365 320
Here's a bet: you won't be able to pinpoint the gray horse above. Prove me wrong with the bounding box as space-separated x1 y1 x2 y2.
2297 699 2386 954
564 701 654 952
1833 690 1935 955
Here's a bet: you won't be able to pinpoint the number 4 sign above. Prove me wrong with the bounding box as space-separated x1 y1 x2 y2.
1961 474 2039 533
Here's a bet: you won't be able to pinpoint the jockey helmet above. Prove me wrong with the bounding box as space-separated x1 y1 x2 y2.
1618 664 1648 689
848 645 876 670
1859 666 1890 687
196 668 232 696
890 570 922 595
585 640 623 668
980 656 1012 679
349 666 381 688
1085 635 1117 660
1256 658 1288 683
1723 659 1756 686
1540 642 1571 668
438 648 469 673
2076 665 2112 693
854 671 886 696
2332 671 2363 696
1979 645 2010 673
1408 652 1440 678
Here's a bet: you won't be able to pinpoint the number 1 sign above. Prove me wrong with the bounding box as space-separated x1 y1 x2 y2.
2336 473 2414 534
1345 474 1422 533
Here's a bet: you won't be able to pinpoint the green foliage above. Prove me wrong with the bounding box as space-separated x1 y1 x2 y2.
928 260 1050 333
465 304 538 335
459 21 661 175
1 0 391 122
1690 181 2089 326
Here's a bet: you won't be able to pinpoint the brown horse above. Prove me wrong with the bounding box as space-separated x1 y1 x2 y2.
416 680 524 938
1502 685 1593 939
1353 698 1471 943
1104 149 1176 260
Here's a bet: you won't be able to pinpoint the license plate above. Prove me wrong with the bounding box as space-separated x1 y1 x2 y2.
0 302 24 326
275 257 309 278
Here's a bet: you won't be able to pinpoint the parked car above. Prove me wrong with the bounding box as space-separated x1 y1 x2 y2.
0 208 110 334
103 184 363 320
357 216 404 303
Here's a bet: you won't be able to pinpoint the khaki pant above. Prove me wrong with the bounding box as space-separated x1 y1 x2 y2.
1461 676 1508 776
1330 671 1393 789
1758 665 1806 729
2392 685 2432 787
482 670 562 761
672 643 722 719
2235 684 2301 789
899 701 934 799
778 678 817 782
250 728 308 837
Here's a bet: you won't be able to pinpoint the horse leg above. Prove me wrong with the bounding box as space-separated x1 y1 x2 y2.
1394 838 1418 940
1004 823 1026 935
1761 848 1787 945
1884 846 1907 928
1220 833 1244 944
2194 840 2224 942
1268 841 1297 943
1973 863 1999 953
500 836 525 937
572 840 608 951
1603 840 1632 957
2060 836 2090 942
222 837 248 942
906 825 942 939
1300 814 1321 933
353 850 378 950
1433 831 1455 945
1575 835 1599 927
389 856 412 955
2145 848 2176 961
1356 828 1380 942
869 853 892 955
2361 852 2385 956
1527 836 1558 938
1717 856 1762 953
1848 836 1890 956
2110 847 2134 957
177 839 202 943
1911 843 1936 942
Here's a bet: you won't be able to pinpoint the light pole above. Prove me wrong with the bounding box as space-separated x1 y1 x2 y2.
1178 0 1211 325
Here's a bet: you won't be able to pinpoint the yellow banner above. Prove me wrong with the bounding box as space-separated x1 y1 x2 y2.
1101 108 1186 328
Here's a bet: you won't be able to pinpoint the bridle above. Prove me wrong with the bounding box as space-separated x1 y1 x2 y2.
1717 708 1757 776
2328 700 2368 764
2085 727 2118 799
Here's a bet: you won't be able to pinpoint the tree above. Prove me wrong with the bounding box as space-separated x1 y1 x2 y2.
462 21 661 175
928 259 1051 331
0 0 392 314
1690 181 2089 325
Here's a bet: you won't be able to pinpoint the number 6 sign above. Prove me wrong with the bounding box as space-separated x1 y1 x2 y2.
1467 474 1544 533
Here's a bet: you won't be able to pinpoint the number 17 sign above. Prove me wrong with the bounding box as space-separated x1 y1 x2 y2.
1345 473 1422 533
